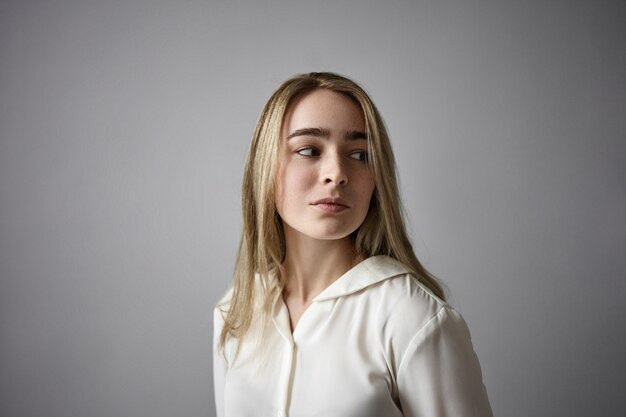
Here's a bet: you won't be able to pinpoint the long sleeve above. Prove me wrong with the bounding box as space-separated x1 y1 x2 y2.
213 308 227 417
396 306 493 417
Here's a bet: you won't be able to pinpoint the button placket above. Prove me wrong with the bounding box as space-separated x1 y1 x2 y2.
271 296 296 417
275 338 295 417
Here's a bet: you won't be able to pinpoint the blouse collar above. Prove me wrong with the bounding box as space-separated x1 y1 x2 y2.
267 255 411 342
311 255 410 302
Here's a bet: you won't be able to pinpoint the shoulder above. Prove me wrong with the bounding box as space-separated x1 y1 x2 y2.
378 276 451 340
215 286 233 313
363 257 472 365
213 287 233 335
213 271 270 322
361 256 448 333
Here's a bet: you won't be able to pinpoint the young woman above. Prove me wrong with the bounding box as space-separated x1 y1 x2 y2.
213 72 493 417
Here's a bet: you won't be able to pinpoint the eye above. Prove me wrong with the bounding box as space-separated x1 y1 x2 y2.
296 147 320 157
349 150 369 162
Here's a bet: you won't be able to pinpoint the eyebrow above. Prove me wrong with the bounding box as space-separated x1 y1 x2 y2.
286 127 368 141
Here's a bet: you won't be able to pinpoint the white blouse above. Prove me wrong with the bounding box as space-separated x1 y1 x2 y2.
213 255 493 417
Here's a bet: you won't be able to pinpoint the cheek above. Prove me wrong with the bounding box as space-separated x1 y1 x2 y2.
286 163 317 189
276 163 317 210
355 171 376 202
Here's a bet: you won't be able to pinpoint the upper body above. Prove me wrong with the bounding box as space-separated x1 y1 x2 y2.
213 255 493 417
215 73 492 417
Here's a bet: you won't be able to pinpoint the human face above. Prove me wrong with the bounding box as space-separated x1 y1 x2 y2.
275 89 375 241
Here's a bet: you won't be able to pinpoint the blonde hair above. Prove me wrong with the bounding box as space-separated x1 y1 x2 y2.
219 72 444 353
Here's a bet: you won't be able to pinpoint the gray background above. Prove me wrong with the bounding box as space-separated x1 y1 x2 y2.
1 0 624 416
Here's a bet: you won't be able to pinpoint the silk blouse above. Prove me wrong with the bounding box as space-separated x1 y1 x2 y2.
213 255 493 417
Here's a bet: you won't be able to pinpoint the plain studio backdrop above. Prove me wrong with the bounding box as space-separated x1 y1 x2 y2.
1 1 624 416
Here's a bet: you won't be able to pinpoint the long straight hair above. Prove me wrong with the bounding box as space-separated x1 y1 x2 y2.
219 72 444 353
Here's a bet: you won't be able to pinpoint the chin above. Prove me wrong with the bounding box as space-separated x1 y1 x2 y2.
283 218 364 242
306 226 359 241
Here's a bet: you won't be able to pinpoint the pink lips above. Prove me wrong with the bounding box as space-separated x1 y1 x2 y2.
311 197 350 213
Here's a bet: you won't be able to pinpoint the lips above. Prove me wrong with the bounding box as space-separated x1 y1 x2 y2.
311 197 350 213
312 197 350 207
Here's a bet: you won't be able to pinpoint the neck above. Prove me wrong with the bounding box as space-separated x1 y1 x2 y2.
281 225 360 304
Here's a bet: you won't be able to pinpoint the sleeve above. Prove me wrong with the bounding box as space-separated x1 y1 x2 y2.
396 306 493 417
213 307 227 417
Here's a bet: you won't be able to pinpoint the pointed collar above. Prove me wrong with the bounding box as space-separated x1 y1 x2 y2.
311 255 410 302
266 255 411 342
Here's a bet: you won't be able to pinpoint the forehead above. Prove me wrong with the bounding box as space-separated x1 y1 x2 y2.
282 89 365 134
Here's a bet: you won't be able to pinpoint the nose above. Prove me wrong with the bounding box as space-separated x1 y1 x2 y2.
321 153 348 186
